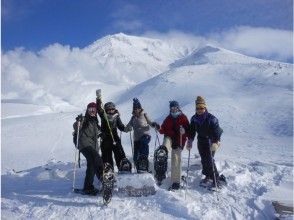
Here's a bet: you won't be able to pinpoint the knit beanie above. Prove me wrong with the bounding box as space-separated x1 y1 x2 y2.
169 100 179 109
133 98 142 110
195 96 206 108
87 102 97 109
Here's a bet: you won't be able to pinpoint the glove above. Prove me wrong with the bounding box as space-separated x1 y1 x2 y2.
75 114 83 122
186 139 193 150
152 122 160 130
96 89 101 99
179 126 185 135
124 124 132 132
211 141 220 152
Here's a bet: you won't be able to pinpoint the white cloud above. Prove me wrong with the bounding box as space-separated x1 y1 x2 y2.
143 30 208 55
209 26 293 62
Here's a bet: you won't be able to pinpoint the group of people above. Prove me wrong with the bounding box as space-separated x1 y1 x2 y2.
73 92 223 194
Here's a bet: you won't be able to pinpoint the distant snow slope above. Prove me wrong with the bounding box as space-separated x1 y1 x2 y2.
1 34 293 219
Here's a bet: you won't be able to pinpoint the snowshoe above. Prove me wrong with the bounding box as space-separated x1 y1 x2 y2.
73 188 100 196
218 174 227 185
207 174 227 191
207 180 222 192
154 145 168 185
199 176 213 188
136 155 149 173
119 158 132 173
102 163 115 205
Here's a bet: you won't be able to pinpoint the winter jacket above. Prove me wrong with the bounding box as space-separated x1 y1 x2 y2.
126 110 154 141
159 112 190 148
189 111 223 146
73 115 101 152
96 99 127 142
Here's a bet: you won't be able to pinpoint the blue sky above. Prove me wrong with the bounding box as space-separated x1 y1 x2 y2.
2 0 293 51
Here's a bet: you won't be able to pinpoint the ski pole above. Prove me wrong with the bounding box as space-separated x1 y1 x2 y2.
155 129 161 145
185 149 191 199
102 108 116 145
73 119 81 191
97 89 116 145
210 144 219 201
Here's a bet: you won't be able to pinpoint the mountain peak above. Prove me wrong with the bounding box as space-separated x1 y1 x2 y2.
169 43 261 67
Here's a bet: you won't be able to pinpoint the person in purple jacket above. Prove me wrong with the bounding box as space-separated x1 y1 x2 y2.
187 96 224 189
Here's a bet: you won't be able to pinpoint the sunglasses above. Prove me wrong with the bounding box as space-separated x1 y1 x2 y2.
196 107 205 110
88 107 96 113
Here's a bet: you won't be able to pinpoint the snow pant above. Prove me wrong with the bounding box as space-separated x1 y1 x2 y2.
133 134 151 164
163 136 182 184
101 137 126 170
197 143 219 179
80 146 104 191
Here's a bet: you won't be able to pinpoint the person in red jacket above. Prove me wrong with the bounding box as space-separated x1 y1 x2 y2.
159 100 190 190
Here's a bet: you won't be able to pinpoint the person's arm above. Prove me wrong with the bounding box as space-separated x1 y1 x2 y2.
188 116 197 141
125 116 133 132
116 115 127 132
144 113 160 130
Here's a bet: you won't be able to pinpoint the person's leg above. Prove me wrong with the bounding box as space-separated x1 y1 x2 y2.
133 140 140 166
80 147 95 191
86 147 104 181
101 138 114 169
139 135 150 158
171 148 182 184
112 139 127 170
198 143 219 179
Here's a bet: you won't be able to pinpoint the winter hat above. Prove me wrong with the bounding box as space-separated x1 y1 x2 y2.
169 100 179 109
195 96 206 109
87 102 97 109
104 102 115 110
133 98 142 110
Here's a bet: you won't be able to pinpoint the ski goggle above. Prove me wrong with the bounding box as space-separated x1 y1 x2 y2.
196 107 205 110
87 107 96 113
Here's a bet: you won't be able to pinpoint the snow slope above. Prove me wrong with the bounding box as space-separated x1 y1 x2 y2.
1 34 293 219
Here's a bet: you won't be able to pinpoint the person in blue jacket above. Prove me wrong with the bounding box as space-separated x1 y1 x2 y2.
187 96 223 188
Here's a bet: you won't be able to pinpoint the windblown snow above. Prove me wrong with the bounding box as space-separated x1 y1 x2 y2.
1 33 293 220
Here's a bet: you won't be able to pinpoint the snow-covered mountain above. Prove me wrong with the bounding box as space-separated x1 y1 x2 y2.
1 33 194 111
1 34 293 219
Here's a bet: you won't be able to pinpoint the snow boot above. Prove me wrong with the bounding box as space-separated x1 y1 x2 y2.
119 158 132 173
199 176 213 188
154 145 168 185
136 155 149 173
168 182 180 191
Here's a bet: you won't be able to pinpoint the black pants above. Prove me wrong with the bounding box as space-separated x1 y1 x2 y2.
101 137 126 170
80 146 104 191
197 143 219 179
133 135 151 164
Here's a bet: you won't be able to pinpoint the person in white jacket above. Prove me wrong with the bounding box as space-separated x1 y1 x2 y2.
126 98 160 172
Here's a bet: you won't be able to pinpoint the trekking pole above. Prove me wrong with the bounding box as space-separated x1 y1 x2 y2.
210 144 219 201
97 89 116 145
155 129 161 145
102 108 116 145
73 119 81 191
185 149 191 199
